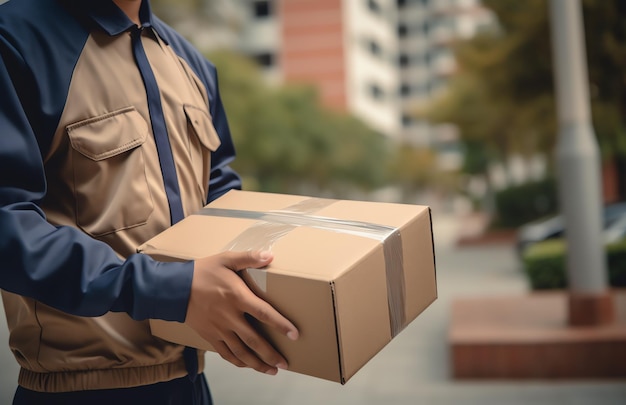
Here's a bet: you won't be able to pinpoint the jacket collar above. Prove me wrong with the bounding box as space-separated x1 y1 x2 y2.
77 0 166 40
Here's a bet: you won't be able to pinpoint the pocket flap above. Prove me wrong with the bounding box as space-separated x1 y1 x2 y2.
184 104 221 151
67 107 149 161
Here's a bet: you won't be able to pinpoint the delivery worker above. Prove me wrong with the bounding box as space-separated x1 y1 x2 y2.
0 0 299 403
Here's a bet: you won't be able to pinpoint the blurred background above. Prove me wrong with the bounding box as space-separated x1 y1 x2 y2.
2 0 626 403
147 0 626 218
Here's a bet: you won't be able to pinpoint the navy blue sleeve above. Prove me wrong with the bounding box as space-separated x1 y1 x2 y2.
207 68 243 201
0 9 193 322
154 17 242 202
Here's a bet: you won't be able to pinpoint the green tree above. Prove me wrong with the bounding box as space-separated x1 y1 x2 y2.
582 0 626 160
151 1 453 200
387 145 438 195
424 0 555 169
207 50 393 196
424 0 626 176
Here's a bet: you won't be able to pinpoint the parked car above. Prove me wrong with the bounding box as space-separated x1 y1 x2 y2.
516 201 626 258
604 213 626 244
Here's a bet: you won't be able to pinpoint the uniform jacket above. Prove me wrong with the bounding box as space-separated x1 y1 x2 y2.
0 0 241 392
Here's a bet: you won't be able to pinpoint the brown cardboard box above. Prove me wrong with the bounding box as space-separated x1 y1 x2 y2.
138 190 437 384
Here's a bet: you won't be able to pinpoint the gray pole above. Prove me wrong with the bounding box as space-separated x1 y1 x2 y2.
548 0 608 297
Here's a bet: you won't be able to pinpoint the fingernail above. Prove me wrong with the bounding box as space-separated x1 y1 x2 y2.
276 361 288 370
287 330 298 341
259 250 273 261
265 368 278 375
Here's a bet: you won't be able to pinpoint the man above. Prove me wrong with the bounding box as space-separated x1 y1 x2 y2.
0 0 299 403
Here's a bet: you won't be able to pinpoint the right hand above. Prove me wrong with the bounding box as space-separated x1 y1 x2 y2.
185 250 299 375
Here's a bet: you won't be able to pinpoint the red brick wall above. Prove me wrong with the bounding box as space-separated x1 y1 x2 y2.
279 0 347 110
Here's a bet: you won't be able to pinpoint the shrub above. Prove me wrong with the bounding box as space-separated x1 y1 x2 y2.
607 241 626 287
522 239 626 290
494 178 558 228
523 240 567 289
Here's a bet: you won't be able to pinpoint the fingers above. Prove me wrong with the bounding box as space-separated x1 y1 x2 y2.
243 295 300 342
212 340 246 368
189 250 300 374
218 250 300 341
220 250 274 272
227 329 284 375
221 291 297 372
212 324 286 375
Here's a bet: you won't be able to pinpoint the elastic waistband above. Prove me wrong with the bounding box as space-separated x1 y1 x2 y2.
18 354 205 393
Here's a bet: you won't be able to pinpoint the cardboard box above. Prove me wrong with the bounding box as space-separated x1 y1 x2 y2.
138 190 437 384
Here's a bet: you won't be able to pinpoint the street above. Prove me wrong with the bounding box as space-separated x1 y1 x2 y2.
1 211 625 404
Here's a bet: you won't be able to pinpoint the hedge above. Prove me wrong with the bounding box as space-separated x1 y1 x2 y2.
494 178 558 228
522 239 626 290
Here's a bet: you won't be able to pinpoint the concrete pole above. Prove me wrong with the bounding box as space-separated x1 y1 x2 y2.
548 0 613 326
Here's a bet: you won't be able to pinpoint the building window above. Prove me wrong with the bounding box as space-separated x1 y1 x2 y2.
367 40 382 56
398 23 408 37
367 0 381 14
368 83 384 100
399 83 412 97
402 113 415 127
398 53 410 67
253 1 272 18
252 52 275 68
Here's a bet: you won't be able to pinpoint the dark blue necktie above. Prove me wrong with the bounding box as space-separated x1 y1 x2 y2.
131 24 198 381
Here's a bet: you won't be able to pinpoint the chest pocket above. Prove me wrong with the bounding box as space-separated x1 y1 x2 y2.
66 107 154 237
184 104 221 204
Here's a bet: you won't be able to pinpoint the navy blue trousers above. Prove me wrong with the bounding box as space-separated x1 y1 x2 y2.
12 373 212 405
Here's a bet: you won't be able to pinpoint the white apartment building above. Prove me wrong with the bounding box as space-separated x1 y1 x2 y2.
179 0 494 165
394 0 493 169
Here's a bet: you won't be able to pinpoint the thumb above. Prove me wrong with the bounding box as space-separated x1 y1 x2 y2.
221 250 274 272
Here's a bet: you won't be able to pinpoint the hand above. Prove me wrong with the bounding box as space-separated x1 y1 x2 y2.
185 250 299 375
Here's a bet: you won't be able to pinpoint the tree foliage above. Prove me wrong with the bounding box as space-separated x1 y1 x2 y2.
207 50 394 195
582 0 626 159
151 2 445 199
424 0 626 175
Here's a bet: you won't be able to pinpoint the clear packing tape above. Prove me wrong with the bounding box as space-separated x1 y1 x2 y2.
194 198 407 337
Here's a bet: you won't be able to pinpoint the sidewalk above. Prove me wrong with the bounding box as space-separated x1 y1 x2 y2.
455 211 518 247
1 212 624 404
200 212 626 404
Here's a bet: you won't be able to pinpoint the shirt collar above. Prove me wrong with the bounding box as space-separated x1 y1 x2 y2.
81 0 165 39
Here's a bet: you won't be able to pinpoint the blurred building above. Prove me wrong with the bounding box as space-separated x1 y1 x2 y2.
175 0 495 169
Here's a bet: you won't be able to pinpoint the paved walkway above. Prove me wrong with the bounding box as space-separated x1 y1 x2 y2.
1 211 624 404
201 212 626 404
